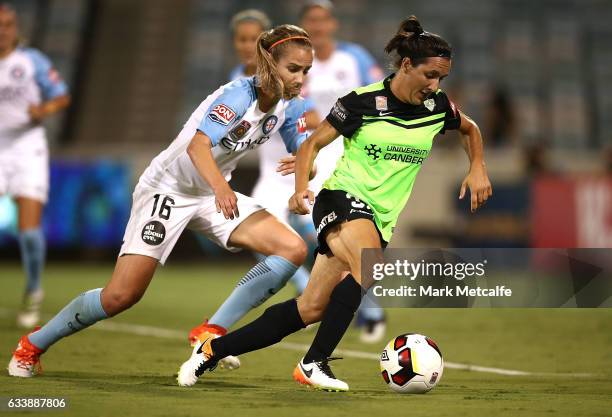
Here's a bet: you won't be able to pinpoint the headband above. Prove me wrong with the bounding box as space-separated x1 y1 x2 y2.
268 36 310 50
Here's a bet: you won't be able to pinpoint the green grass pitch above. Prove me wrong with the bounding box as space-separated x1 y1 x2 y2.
0 263 610 417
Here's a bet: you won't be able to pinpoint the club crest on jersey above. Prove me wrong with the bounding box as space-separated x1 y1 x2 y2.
262 115 278 134
229 120 251 140
375 96 388 111
10 65 25 81
208 104 236 125
424 98 435 112
297 114 307 133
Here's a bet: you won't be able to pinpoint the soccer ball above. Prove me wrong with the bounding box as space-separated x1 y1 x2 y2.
380 333 443 394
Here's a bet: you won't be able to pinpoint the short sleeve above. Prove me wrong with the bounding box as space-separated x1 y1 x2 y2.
24 48 68 100
197 78 255 146
325 91 363 138
436 90 461 134
303 96 316 113
279 98 307 153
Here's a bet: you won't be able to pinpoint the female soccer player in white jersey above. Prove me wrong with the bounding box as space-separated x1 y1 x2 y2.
186 10 319 349
7 24 314 378
0 4 70 328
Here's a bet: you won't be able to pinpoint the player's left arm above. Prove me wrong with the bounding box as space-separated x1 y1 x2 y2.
29 95 70 122
26 49 70 122
457 112 493 212
277 98 318 180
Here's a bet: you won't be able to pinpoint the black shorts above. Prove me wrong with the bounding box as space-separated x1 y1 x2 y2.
312 188 388 255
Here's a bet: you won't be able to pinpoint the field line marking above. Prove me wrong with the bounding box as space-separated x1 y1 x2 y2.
0 307 596 377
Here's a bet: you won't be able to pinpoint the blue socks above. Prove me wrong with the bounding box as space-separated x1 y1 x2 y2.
254 252 309 294
18 228 45 294
29 288 108 351
209 255 298 329
288 265 309 294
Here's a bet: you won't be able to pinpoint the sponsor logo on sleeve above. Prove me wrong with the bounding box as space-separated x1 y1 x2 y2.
297 113 307 133
48 68 61 84
449 99 459 118
262 115 278 134
208 104 237 125
229 120 251 140
330 100 347 122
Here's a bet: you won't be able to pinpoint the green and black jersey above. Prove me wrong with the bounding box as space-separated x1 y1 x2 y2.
323 73 461 242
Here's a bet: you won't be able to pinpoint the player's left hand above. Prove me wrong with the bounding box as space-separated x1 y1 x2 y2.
459 165 492 213
289 189 314 215
28 105 46 123
277 155 296 176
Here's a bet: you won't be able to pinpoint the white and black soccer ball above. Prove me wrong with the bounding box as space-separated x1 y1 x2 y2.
380 333 444 394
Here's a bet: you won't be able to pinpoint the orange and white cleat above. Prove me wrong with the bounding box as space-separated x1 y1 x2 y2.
177 335 219 387
188 319 227 346
293 357 349 392
7 329 44 378
188 320 240 370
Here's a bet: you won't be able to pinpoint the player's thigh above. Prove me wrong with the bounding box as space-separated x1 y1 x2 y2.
15 196 44 230
229 209 307 265
10 135 49 212
296 253 348 324
325 218 383 285
120 185 199 265
101 254 158 316
189 193 300 260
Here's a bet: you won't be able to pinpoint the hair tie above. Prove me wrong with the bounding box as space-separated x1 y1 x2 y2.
268 36 310 50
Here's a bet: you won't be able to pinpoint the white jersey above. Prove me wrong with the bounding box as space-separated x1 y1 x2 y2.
139 77 307 196
0 47 67 147
0 47 67 203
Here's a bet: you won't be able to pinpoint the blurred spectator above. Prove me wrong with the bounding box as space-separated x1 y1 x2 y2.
0 2 70 328
484 84 516 147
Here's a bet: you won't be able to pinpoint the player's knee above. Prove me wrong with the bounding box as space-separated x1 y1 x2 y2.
277 237 307 266
102 288 144 316
297 296 326 325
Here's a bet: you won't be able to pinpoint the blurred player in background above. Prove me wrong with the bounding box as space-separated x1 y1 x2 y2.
300 0 387 343
0 3 70 328
188 10 318 349
8 24 313 379
179 15 492 392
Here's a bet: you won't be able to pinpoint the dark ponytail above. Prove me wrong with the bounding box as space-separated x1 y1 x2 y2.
385 15 452 69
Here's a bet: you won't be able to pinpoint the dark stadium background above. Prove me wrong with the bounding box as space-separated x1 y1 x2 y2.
0 0 610 260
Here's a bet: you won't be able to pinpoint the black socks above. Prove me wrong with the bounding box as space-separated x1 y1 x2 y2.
211 298 305 359
303 274 363 364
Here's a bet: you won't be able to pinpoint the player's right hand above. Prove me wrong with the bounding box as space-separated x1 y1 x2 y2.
289 189 314 215
214 184 239 220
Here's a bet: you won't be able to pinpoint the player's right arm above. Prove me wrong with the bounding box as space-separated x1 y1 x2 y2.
187 131 239 220
187 80 253 220
289 120 340 215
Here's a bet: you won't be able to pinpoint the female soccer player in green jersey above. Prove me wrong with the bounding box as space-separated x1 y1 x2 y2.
179 15 492 391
